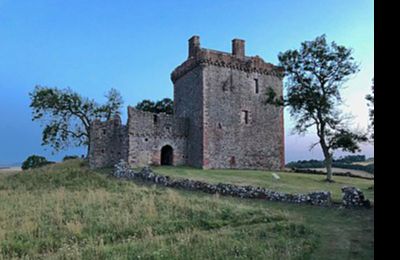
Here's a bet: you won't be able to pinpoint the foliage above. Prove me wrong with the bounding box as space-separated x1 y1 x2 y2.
286 159 374 174
0 160 374 259
266 34 367 181
366 78 374 141
62 155 80 161
135 98 173 114
29 86 123 156
21 155 54 170
334 155 366 163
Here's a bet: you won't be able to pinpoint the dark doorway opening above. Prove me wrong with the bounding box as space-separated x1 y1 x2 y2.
161 145 173 165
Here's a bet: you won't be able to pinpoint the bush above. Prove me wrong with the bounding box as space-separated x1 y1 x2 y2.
21 155 54 170
62 155 79 161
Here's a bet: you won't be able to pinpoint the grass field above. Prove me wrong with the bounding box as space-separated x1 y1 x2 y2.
0 160 374 259
153 166 374 203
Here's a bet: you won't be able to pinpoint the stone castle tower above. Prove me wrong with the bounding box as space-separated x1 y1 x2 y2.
89 36 285 170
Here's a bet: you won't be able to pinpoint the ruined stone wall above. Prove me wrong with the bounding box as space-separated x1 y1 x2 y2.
127 107 188 167
202 65 284 170
89 115 128 169
173 66 204 168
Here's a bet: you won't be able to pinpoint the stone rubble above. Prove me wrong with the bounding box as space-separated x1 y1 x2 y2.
112 160 332 207
341 186 371 208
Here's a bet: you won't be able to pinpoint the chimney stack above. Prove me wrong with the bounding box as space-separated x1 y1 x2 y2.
188 35 200 58
232 38 245 58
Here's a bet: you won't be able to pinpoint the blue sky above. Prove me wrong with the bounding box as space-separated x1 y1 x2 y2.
0 0 374 165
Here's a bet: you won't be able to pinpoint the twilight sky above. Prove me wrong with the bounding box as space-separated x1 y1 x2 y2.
0 0 374 165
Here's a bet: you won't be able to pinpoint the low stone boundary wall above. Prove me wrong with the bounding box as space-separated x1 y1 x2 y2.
112 160 331 206
112 161 371 208
341 186 371 208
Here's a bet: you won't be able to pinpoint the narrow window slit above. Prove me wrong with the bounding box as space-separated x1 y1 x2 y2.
254 79 259 94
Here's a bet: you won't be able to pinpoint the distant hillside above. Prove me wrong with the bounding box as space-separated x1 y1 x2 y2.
286 155 374 174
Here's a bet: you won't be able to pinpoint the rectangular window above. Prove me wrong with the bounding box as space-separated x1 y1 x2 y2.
254 79 259 94
153 114 158 124
242 110 249 124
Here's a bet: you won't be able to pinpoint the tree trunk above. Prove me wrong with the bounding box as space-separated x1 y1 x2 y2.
86 143 90 159
319 135 333 182
85 129 91 159
325 155 333 182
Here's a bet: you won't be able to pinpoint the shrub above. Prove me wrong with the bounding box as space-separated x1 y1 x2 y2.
21 155 54 170
62 155 79 161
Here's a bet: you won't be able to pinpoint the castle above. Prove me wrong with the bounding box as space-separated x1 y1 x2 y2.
89 36 285 170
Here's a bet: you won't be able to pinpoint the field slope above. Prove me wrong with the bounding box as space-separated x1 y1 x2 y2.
0 160 373 259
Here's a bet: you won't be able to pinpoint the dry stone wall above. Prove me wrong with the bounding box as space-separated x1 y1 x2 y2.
341 186 371 208
113 161 372 209
112 160 332 207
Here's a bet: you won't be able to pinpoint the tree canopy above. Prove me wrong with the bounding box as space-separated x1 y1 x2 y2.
135 98 173 114
366 79 374 141
30 86 123 156
266 34 367 181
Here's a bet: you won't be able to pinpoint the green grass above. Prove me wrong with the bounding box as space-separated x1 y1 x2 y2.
0 160 374 259
153 166 374 203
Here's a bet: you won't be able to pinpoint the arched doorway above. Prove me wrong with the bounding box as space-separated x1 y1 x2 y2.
161 145 173 165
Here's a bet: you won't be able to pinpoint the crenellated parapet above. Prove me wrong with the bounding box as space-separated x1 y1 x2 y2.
171 36 284 83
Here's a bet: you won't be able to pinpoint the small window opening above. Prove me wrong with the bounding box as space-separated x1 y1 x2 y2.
218 123 222 129
229 156 236 166
242 110 249 124
102 129 106 135
145 138 148 142
101 149 105 154
222 81 228 92
254 79 259 94
153 114 158 124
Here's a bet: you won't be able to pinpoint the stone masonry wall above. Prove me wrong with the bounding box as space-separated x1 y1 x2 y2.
203 65 284 170
173 66 204 168
127 107 188 167
89 115 128 169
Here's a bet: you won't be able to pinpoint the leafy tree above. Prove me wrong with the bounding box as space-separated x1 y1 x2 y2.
135 98 173 114
30 86 123 157
62 155 80 161
22 155 54 170
135 99 156 113
366 78 374 141
155 98 174 114
266 35 367 182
